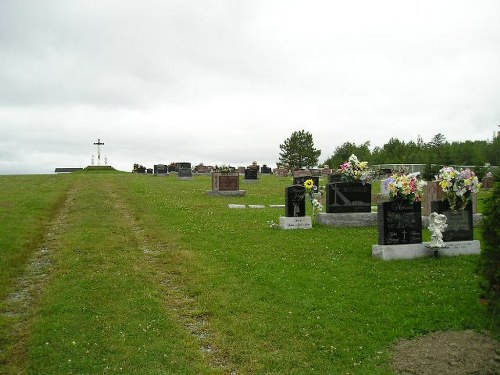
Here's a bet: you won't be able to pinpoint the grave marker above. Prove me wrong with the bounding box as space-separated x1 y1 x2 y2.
378 201 422 245
285 185 306 217
430 200 473 241
326 183 371 213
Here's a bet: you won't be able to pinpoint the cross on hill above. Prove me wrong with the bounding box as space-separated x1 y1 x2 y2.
93 138 104 165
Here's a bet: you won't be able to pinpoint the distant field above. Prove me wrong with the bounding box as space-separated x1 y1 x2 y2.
0 172 495 374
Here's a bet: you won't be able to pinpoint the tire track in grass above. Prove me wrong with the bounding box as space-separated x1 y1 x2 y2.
0 185 75 374
107 183 237 374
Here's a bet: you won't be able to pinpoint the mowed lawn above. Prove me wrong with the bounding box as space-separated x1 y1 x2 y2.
0 172 495 374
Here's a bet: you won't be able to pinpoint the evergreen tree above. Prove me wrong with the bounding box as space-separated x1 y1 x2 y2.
278 130 321 170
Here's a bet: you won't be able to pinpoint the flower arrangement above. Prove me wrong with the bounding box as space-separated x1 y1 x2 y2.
437 166 481 210
304 179 323 216
385 173 427 204
338 154 373 183
217 164 232 173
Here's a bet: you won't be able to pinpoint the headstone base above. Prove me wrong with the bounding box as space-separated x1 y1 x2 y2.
242 179 259 183
178 177 193 180
372 240 480 260
207 190 246 196
317 212 376 227
279 216 312 230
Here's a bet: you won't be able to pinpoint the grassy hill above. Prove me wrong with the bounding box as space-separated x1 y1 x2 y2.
0 172 496 374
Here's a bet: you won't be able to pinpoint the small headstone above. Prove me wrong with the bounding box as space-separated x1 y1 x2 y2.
146 168 153 174
244 168 258 180
154 164 168 175
430 200 473 241
261 165 272 174
175 162 191 171
279 216 312 229
378 201 422 245
238 166 246 174
482 175 494 189
276 168 289 177
326 183 371 213
178 168 193 178
212 172 240 191
285 185 306 217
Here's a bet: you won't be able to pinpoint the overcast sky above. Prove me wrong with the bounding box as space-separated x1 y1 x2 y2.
1 0 499 174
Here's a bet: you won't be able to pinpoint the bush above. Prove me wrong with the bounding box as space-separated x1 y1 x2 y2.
479 176 500 314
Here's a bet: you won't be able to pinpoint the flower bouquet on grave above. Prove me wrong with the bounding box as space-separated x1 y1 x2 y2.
437 166 481 211
216 164 232 173
337 154 374 184
385 172 426 205
304 179 323 218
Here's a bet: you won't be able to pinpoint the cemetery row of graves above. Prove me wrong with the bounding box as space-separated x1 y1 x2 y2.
132 155 489 262
0 166 498 374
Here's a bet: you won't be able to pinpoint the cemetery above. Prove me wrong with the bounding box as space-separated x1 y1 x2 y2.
1 153 499 373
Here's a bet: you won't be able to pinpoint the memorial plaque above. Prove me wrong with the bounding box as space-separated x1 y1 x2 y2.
430 200 473 241
244 168 258 180
285 185 306 217
378 201 422 245
293 176 319 189
326 183 371 213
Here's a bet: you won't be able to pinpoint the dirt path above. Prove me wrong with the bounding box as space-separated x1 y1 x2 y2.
392 330 500 375
0 186 75 374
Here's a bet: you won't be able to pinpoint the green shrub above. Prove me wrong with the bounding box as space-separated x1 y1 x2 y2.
479 178 500 314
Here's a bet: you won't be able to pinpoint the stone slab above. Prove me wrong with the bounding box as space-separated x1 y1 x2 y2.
279 216 312 230
248 205 266 208
317 212 377 227
228 204 246 209
242 179 259 183
269 204 285 208
372 240 480 260
207 190 246 196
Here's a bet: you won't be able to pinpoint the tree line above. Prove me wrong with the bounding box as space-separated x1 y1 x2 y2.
279 130 500 179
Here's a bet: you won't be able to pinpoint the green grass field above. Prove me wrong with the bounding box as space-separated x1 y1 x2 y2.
0 172 496 374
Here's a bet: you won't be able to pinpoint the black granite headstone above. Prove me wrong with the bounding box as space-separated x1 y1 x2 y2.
326 183 371 213
154 164 168 174
175 162 191 172
178 168 193 178
261 165 272 174
244 168 258 180
285 185 306 217
430 200 473 241
378 201 422 245
293 176 319 189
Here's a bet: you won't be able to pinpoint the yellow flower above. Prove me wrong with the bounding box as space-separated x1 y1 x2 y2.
304 179 314 190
